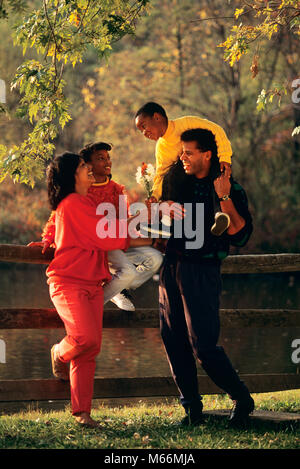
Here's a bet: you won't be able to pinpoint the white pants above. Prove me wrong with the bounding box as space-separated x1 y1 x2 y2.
103 246 163 304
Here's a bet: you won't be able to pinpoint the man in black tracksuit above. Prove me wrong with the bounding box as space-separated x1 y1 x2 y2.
159 128 254 426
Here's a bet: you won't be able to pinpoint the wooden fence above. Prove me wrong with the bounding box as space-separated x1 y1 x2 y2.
0 244 300 403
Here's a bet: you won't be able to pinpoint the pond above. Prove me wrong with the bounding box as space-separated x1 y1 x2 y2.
0 263 299 381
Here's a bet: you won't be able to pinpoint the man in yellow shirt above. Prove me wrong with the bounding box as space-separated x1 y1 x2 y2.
135 102 232 235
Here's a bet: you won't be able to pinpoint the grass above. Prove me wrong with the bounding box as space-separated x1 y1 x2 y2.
0 390 299 450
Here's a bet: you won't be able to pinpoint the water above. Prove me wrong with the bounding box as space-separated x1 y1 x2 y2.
0 263 299 381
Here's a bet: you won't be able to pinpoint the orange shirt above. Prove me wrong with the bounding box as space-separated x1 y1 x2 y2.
46 193 130 286
87 179 127 217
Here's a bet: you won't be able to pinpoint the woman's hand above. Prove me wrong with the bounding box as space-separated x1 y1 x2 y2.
159 200 185 220
145 196 158 204
144 196 158 221
144 197 185 221
27 240 51 254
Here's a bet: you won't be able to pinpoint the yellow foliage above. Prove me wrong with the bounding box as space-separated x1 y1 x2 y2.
87 78 95 87
234 8 244 19
97 66 107 76
69 12 80 27
47 45 56 57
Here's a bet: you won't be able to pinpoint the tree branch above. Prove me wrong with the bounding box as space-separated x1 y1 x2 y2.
43 0 60 90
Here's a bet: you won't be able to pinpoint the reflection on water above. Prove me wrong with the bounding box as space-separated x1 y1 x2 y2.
1 263 299 310
0 263 299 380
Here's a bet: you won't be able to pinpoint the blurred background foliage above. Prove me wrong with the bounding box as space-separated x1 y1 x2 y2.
0 0 299 253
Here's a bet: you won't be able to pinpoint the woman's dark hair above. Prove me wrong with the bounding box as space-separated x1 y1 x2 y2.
180 128 220 180
79 142 112 162
47 152 81 210
135 102 168 120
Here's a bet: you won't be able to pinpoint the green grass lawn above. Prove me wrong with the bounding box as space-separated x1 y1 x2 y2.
0 390 299 450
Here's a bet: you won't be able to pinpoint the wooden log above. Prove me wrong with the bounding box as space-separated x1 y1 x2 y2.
0 308 63 329
0 244 54 265
0 245 300 273
222 253 300 274
0 374 299 402
0 308 299 329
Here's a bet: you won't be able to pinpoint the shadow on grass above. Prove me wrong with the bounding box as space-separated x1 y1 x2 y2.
89 412 300 440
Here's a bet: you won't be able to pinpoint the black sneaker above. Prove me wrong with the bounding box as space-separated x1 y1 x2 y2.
179 401 205 426
211 212 230 236
228 396 255 426
180 412 205 426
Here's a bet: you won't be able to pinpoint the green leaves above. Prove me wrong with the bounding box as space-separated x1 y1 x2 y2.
218 1 300 136
0 57 71 184
256 85 288 112
0 0 27 20
219 2 300 69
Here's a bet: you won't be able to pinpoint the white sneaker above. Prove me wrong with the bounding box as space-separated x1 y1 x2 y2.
110 292 135 311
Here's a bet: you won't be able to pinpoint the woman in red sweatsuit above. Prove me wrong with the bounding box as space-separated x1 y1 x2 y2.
45 152 132 428
40 142 163 312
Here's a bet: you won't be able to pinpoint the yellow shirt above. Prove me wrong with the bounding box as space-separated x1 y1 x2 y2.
152 116 232 200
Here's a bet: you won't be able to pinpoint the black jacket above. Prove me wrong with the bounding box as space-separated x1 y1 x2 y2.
161 159 253 262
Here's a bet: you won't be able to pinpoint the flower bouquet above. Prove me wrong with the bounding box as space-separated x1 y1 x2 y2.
135 162 155 198
135 162 172 238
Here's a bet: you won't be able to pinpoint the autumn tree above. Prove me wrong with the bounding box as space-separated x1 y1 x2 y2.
0 0 299 251
218 0 300 134
0 0 150 186
78 0 299 252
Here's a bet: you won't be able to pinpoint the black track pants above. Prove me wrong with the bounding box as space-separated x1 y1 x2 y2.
159 258 250 408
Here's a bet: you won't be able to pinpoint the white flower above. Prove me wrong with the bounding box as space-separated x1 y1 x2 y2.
135 166 143 185
135 163 156 198
144 163 155 181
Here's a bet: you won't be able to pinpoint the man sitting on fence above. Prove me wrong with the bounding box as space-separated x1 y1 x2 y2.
158 128 254 427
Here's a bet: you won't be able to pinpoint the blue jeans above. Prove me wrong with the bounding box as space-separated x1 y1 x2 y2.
103 246 163 304
159 258 250 409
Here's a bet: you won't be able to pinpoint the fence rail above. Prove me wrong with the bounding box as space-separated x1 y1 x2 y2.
0 375 299 402
0 308 299 329
1 244 300 273
0 245 300 403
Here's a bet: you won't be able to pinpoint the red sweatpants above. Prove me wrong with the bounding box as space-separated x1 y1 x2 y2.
49 282 104 415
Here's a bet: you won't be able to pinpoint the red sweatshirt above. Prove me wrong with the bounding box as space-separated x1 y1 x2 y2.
87 179 128 217
46 192 130 286
42 179 127 246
